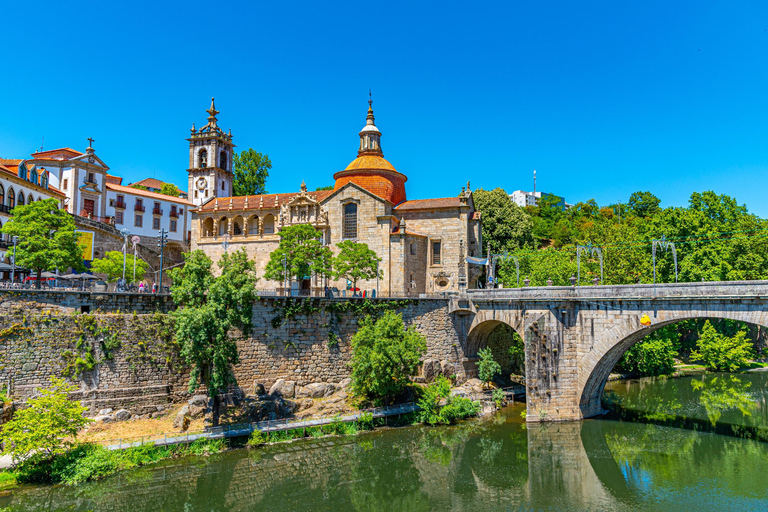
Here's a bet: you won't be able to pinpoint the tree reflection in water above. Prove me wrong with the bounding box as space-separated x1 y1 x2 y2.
691 374 755 425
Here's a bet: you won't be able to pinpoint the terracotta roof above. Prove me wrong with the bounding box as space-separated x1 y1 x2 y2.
30 147 83 160
344 154 397 172
394 197 463 210
106 182 195 206
105 175 123 185
130 177 165 189
196 190 335 212
0 165 66 197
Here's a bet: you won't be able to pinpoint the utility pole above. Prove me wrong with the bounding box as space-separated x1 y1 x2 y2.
120 228 130 284
10 236 19 285
157 228 167 293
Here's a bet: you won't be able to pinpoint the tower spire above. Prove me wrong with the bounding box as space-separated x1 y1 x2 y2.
206 97 219 129
358 94 382 156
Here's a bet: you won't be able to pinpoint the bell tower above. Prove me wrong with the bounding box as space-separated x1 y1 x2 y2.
186 98 235 206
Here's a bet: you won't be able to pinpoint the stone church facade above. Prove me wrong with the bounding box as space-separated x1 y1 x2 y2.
190 99 482 296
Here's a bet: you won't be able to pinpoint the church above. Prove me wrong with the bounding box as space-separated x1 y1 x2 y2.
190 98 483 296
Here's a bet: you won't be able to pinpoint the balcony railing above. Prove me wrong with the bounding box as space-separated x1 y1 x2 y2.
114 200 126 209
134 204 145 212
152 207 163 216
169 210 179 219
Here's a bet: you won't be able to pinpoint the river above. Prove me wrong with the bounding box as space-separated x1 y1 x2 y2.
3 373 768 511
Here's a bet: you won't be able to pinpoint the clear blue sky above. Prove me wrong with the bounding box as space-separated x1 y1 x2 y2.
2 1 767 214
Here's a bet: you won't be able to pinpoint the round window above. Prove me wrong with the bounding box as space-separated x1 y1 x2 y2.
437 279 449 288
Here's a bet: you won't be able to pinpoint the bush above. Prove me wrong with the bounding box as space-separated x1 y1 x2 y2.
417 377 480 425
477 347 501 386
615 336 677 376
349 311 427 403
691 320 754 372
248 429 268 447
1 377 91 464
492 388 505 407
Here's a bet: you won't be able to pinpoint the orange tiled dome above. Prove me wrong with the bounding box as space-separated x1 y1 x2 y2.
334 156 407 205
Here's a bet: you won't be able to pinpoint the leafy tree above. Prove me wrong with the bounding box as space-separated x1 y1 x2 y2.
264 224 332 286
473 188 535 254
0 198 85 287
171 248 257 425
90 251 148 282
233 148 270 196
477 347 501 387
159 183 181 197
417 377 480 425
334 240 381 292
615 335 677 376
691 320 754 372
349 311 427 403
0 377 91 464
628 191 661 218
315 185 334 191
131 185 150 191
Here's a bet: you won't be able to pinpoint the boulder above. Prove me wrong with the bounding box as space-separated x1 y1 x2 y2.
189 404 206 419
173 406 191 430
98 408 114 416
440 360 456 379
299 398 314 411
93 414 113 423
337 378 352 389
21 362 38 372
269 379 296 398
422 359 441 382
188 395 208 407
253 382 266 395
465 378 484 393
306 383 330 398
294 386 311 399
113 409 131 421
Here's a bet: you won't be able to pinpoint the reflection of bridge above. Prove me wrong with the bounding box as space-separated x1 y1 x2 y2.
458 281 768 421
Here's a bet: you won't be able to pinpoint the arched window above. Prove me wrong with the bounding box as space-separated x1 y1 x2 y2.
233 217 243 235
263 214 275 234
17 191 24 207
220 151 227 170
7 188 15 208
27 194 33 205
0 185 4 206
202 218 214 237
343 203 357 239
218 218 228 236
199 149 208 168
30 169 38 184
40 171 48 189
248 215 259 235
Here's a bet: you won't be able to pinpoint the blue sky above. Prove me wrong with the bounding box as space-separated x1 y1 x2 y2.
2 1 767 214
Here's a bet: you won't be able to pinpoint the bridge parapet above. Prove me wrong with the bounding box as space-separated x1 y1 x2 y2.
468 280 768 300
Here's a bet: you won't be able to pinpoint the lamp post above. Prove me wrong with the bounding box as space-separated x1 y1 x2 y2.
652 235 678 284
576 244 603 285
283 254 288 297
120 228 130 283
157 229 167 293
375 258 379 298
10 236 19 285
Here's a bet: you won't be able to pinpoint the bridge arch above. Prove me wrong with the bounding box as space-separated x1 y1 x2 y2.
465 309 525 378
577 306 768 418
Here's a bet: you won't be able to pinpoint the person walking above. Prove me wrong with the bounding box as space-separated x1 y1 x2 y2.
139 282 145 293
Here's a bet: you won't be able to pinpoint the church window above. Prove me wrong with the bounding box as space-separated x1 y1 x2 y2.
87 172 95 184
30 169 38 184
202 218 214 237
40 172 48 189
432 241 442 265
343 203 357 239
27 194 33 205
199 149 208 168
0 185 4 205
7 188 15 208
410 242 415 255
220 152 227 170
248 216 259 235
219 218 228 236
233 221 242 235
17 192 25 207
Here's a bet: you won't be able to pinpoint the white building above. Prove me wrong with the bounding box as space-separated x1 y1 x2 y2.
510 190 572 210
0 143 193 247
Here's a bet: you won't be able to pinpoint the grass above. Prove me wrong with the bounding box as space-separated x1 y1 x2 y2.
247 413 378 447
2 438 226 487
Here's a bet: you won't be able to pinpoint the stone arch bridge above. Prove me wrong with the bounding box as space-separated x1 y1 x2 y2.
453 281 768 422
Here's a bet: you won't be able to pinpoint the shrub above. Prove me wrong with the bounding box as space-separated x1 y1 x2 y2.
418 377 480 425
492 388 505 407
615 336 677 376
248 429 268 447
356 412 375 431
477 347 501 386
1 377 91 464
691 320 754 372
349 311 427 403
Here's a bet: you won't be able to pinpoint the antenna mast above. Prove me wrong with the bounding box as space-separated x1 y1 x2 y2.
533 169 536 194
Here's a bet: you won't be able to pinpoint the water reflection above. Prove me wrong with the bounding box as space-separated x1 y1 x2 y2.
2 399 768 511
691 374 755 425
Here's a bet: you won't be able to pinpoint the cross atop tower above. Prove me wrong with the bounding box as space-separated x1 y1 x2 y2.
87 137 95 148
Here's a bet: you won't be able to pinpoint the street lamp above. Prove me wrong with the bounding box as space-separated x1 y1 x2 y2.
120 228 131 284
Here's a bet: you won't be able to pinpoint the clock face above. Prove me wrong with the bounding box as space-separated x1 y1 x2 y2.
197 178 207 190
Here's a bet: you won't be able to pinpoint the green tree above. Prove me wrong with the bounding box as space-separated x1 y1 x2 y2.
349 311 427 403
233 148 271 196
171 248 257 425
691 320 754 372
0 377 91 464
90 251 148 282
131 185 150 192
315 185 334 191
615 335 677 376
0 198 85 288
472 188 535 254
264 224 332 287
333 240 381 293
628 191 661 218
477 347 501 387
159 183 181 197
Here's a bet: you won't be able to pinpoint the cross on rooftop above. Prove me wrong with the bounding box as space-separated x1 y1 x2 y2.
87 137 95 148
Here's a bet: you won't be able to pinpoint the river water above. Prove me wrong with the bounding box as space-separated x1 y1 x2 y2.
3 373 768 511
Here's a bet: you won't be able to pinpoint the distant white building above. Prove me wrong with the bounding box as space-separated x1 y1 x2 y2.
510 190 572 210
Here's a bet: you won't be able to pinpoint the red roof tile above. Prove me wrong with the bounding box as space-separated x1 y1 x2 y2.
106 183 195 206
394 197 462 210
196 190 335 212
